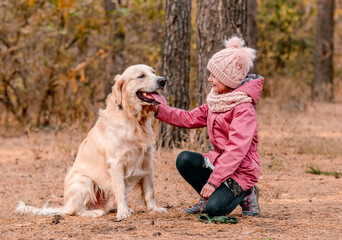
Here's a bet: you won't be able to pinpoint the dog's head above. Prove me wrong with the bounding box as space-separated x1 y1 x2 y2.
110 64 166 116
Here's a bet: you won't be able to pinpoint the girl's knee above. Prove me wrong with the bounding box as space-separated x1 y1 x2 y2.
205 198 233 216
204 199 222 216
176 151 202 171
176 151 193 162
176 151 192 171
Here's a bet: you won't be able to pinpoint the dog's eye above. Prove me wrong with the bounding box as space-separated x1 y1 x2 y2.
152 70 156 74
138 74 145 78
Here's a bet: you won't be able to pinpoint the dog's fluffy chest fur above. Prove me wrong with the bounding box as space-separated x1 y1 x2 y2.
100 110 154 185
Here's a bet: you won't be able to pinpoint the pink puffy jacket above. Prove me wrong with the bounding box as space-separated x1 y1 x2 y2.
156 76 264 191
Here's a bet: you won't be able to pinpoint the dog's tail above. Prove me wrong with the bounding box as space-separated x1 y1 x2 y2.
14 201 65 216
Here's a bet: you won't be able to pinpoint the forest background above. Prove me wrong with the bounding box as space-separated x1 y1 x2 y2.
1 0 341 136
1 1 342 239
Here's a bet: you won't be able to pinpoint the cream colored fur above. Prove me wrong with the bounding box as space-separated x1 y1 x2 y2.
15 64 167 219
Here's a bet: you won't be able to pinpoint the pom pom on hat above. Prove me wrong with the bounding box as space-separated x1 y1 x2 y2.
236 47 256 69
207 36 256 89
224 36 245 49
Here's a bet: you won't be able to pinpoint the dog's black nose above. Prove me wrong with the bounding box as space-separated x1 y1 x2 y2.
157 77 166 88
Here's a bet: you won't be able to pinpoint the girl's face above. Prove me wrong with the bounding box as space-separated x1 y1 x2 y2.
208 74 232 94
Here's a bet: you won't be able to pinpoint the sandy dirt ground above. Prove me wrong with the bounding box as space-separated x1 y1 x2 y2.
0 99 342 240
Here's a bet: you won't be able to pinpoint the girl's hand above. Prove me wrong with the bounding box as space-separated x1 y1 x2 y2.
148 104 159 113
200 183 216 199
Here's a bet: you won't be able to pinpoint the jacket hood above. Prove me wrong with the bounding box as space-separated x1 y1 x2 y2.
234 74 264 104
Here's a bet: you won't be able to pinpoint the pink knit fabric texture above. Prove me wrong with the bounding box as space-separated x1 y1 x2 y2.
206 89 252 113
207 36 256 89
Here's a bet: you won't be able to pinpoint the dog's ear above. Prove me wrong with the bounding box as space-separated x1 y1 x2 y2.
112 74 125 108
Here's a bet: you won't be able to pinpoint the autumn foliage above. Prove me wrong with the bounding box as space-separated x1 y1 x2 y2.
0 0 342 131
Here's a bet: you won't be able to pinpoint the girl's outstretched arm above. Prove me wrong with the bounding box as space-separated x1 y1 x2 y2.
154 104 208 129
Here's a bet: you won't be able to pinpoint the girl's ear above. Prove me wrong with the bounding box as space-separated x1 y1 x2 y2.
112 74 124 108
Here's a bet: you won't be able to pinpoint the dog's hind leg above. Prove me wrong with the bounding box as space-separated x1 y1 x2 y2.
78 209 106 217
63 174 106 217
104 194 116 212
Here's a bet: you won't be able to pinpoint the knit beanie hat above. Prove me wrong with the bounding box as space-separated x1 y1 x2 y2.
207 36 256 89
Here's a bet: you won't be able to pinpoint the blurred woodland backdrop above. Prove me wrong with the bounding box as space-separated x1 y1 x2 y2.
0 0 342 139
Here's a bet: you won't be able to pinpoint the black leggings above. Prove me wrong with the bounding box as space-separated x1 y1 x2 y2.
176 151 250 216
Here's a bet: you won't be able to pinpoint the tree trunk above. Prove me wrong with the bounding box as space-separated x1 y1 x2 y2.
158 0 191 148
196 0 247 150
103 0 125 97
196 0 247 106
247 0 257 73
313 0 334 102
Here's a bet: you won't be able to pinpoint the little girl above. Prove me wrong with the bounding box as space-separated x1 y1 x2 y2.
153 36 264 217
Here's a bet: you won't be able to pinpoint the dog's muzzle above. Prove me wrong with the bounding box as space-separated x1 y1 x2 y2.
157 77 166 89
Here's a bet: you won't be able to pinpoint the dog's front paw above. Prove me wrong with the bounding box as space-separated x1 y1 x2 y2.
149 207 167 213
116 208 131 220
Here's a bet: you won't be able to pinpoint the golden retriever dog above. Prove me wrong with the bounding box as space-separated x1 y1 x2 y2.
15 64 167 219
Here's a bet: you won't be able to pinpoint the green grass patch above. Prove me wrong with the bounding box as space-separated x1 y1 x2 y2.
306 166 341 178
